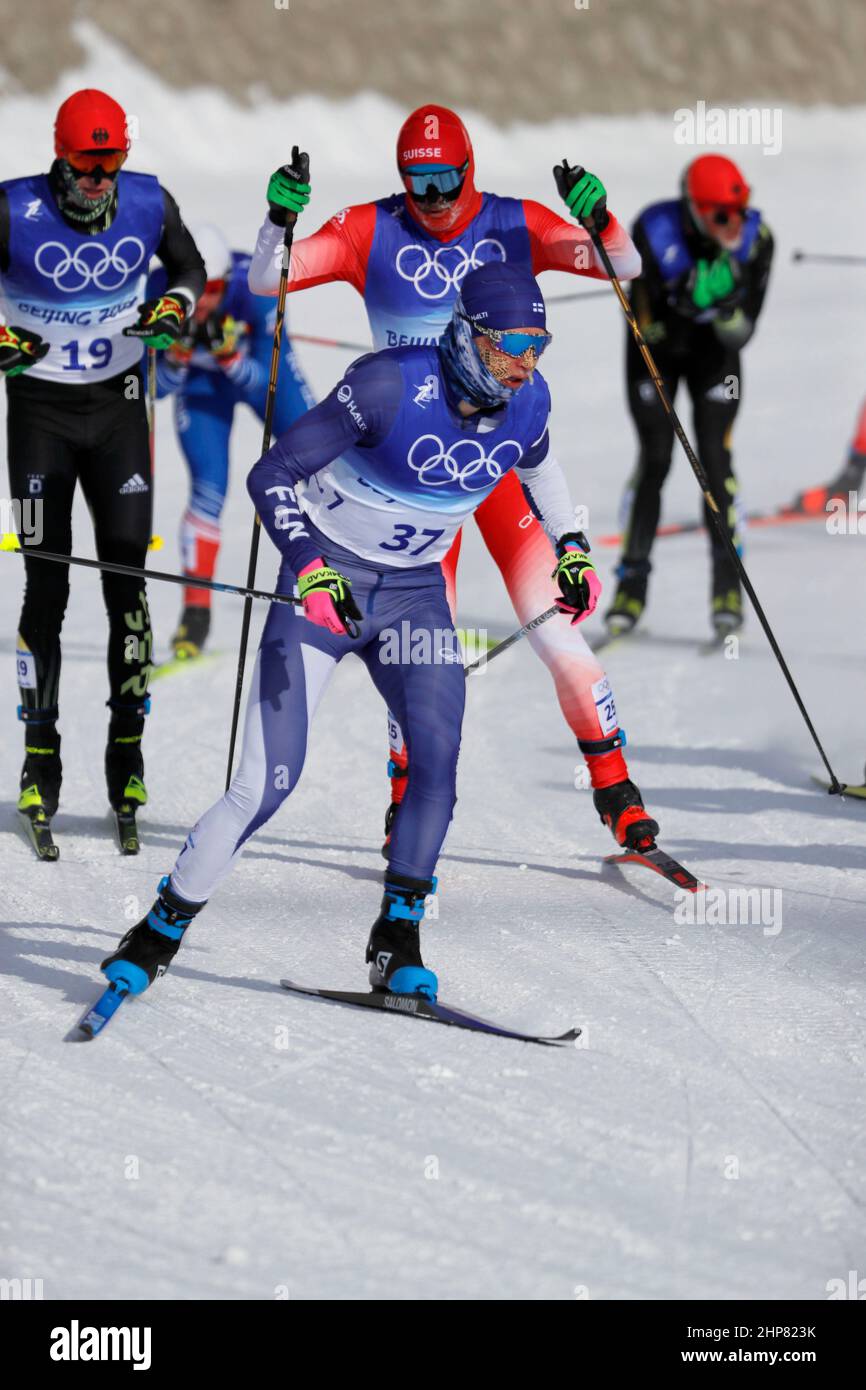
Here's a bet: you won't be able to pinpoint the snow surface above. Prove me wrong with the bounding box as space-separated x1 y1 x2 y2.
1 29 865 1301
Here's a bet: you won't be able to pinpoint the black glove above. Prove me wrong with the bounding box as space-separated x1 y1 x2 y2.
267 147 311 228
0 324 49 377
123 294 188 349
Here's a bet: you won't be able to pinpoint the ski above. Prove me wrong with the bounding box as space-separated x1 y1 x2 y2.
604 844 706 893
150 649 222 683
18 808 59 862
114 806 140 855
74 982 129 1039
280 979 580 1047
810 774 866 801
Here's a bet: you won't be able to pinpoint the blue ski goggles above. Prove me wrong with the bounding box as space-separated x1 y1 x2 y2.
400 160 469 198
463 315 553 361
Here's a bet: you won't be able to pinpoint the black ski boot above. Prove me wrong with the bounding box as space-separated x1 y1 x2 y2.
106 699 149 853
711 563 743 637
366 872 438 999
593 779 659 850
172 604 211 660
605 562 649 635
18 708 62 861
101 875 201 995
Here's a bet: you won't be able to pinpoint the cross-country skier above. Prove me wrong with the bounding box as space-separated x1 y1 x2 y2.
0 88 205 856
101 262 600 1001
606 153 774 638
791 395 866 515
148 225 315 659
248 105 661 853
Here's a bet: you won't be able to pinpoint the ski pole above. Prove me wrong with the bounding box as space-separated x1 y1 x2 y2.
226 202 300 789
546 287 619 306
292 330 371 353
290 290 610 357
792 250 866 267
145 346 164 553
583 212 844 793
463 604 561 676
0 537 302 608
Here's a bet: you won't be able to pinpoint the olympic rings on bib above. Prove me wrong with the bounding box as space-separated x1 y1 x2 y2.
395 238 507 301
407 434 522 491
33 237 146 294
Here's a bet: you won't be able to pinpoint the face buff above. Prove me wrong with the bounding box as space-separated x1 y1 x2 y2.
54 158 118 224
438 293 520 409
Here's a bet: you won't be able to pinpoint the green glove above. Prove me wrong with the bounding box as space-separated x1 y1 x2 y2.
267 147 311 226
553 160 609 231
690 256 736 311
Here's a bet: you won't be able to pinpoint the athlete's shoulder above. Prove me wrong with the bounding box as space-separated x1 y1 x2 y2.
327 201 380 235
372 192 407 219
0 172 46 196
118 170 162 193
634 198 680 231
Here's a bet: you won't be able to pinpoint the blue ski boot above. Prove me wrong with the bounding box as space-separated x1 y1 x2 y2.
101 876 201 995
366 872 438 1000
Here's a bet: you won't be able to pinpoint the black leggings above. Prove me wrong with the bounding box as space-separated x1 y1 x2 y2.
6 369 153 716
621 329 742 587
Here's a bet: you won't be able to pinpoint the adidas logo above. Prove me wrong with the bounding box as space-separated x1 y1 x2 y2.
119 474 149 494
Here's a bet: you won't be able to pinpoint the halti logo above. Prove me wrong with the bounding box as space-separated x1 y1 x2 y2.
24 199 42 220
337 382 367 432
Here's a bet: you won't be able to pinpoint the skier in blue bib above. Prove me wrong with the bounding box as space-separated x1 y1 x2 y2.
147 225 315 659
0 87 205 855
101 262 602 1001
606 154 774 638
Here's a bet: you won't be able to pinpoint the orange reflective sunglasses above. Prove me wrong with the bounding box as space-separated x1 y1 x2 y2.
65 149 128 176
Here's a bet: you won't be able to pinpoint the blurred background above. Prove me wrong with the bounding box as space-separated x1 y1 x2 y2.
1 0 865 114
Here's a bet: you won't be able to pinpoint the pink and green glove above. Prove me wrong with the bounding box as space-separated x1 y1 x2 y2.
298 558 362 638
553 533 602 625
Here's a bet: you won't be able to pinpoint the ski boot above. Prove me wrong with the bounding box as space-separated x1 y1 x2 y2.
604 562 649 636
106 699 149 854
593 779 659 850
381 750 409 858
791 451 866 515
171 604 211 660
17 708 62 861
366 872 438 999
711 569 744 637
102 875 201 994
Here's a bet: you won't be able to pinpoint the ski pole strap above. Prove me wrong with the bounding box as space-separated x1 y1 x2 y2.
578 730 627 756
387 759 409 780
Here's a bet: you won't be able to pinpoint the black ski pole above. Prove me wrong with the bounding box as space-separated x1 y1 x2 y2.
463 605 560 676
225 172 304 789
578 197 843 793
0 539 301 608
792 250 866 267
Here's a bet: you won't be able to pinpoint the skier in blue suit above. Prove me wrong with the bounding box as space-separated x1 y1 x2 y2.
101 262 602 1002
149 225 314 656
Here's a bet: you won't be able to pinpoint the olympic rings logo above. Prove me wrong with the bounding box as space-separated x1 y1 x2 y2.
33 237 146 293
395 238 507 301
407 434 522 491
